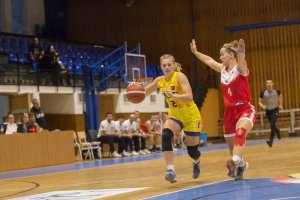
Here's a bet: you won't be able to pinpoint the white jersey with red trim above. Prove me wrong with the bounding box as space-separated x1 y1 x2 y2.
220 66 252 107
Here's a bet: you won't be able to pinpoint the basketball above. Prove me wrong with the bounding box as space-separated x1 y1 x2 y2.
126 82 145 104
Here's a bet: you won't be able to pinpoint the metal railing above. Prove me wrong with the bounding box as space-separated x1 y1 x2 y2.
250 108 300 135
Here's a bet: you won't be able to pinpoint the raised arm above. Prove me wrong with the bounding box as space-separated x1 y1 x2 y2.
190 39 223 73
235 39 248 75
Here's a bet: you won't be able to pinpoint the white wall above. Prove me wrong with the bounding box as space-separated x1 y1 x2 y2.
40 93 83 114
116 91 169 113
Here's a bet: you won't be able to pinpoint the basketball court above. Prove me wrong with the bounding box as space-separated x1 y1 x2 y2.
1 138 300 200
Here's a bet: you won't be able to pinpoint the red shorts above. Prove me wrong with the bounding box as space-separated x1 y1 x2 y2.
223 103 256 137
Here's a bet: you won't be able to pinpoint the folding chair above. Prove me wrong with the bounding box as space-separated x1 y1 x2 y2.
73 131 82 160
76 131 94 160
88 129 102 159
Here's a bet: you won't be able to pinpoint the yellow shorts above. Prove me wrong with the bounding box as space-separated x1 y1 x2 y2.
168 104 203 136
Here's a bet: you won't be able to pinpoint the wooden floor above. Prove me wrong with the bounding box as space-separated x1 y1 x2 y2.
1 138 300 199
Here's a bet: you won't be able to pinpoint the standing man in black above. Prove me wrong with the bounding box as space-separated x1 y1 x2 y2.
30 98 48 130
259 79 283 147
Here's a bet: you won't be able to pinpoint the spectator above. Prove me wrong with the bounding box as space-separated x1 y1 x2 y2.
28 37 44 67
17 113 30 133
123 114 144 156
259 79 283 147
133 111 151 154
3 113 17 135
115 114 132 157
27 112 43 133
30 98 48 129
97 112 122 158
145 114 162 152
40 45 66 85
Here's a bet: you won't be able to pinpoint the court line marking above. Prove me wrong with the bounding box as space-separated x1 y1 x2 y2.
1 138 296 182
0 138 300 188
143 179 233 199
143 177 294 200
270 196 300 200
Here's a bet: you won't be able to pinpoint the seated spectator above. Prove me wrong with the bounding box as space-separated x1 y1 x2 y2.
145 114 162 152
27 37 44 68
17 113 30 133
3 113 18 135
134 111 151 154
115 114 132 157
123 114 143 156
97 112 122 158
28 112 43 133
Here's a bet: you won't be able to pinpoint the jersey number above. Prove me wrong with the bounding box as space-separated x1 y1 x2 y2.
170 100 177 107
227 88 232 96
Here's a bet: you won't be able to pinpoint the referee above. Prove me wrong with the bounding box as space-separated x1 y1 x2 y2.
259 79 283 147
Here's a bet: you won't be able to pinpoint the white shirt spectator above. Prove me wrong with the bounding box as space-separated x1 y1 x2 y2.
115 121 126 132
123 119 137 133
98 119 116 137
5 123 17 135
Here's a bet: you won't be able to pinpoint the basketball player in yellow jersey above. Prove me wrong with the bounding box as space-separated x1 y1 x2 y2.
145 54 203 183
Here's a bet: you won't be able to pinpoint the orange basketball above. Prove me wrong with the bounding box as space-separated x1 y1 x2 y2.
126 83 145 104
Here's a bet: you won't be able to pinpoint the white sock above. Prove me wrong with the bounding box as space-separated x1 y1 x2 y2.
167 165 175 171
232 155 245 167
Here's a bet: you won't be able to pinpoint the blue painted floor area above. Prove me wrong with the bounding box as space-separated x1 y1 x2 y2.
0 138 297 180
144 178 300 200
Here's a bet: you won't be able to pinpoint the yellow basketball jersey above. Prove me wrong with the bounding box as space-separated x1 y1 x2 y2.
157 71 195 109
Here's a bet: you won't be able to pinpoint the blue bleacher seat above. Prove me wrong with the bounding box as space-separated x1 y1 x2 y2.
17 52 29 63
8 53 18 62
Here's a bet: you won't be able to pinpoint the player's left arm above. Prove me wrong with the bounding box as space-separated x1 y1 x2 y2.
235 39 248 76
164 72 193 102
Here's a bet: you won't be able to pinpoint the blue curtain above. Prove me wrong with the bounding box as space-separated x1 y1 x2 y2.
11 0 26 34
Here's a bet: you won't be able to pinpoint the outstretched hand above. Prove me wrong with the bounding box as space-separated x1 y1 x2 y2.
190 39 198 53
232 39 246 54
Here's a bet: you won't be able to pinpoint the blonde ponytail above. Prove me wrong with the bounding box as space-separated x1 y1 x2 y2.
222 40 239 59
175 62 182 72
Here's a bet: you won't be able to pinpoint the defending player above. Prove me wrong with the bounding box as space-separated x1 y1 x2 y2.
190 39 256 180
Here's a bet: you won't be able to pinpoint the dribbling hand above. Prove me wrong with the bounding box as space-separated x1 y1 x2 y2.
127 82 140 88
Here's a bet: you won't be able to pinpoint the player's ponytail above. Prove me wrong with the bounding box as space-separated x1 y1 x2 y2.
160 54 182 72
174 62 182 72
222 40 239 59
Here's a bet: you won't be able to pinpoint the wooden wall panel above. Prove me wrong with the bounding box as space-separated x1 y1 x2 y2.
9 94 30 114
0 135 20 171
194 0 300 111
66 0 194 79
46 114 85 131
66 0 300 116
18 134 49 169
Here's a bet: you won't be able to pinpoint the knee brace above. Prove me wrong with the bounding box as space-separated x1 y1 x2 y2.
162 128 174 151
187 145 201 160
235 128 247 146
